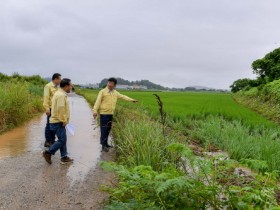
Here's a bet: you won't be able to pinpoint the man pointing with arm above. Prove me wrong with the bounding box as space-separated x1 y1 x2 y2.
93 77 138 152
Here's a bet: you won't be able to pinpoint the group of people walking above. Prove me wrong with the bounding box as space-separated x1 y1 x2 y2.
42 74 138 164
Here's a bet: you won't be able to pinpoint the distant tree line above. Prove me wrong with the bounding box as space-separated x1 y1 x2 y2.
99 78 168 90
99 77 227 92
230 47 280 92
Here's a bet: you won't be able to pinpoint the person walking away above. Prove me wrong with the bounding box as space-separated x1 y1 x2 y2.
93 77 138 152
42 78 73 164
43 73 61 147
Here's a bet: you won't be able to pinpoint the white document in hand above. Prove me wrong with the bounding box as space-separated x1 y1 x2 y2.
66 124 75 136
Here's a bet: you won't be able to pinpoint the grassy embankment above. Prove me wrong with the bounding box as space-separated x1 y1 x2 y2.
234 79 280 124
0 73 46 133
79 88 280 209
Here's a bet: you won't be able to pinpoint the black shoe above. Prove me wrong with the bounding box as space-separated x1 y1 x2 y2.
102 145 109 152
106 144 114 148
42 150 52 164
60 156 74 164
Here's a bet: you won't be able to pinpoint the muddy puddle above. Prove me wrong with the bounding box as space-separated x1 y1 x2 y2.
0 93 102 184
0 114 46 159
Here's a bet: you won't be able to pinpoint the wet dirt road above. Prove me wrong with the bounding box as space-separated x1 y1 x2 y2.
0 94 114 210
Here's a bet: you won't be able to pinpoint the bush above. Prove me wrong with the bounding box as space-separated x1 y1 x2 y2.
0 81 44 132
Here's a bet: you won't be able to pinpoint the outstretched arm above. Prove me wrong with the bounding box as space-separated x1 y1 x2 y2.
117 92 138 103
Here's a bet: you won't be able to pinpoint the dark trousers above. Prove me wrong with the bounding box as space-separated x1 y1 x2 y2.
45 109 56 143
48 123 68 158
100 114 113 146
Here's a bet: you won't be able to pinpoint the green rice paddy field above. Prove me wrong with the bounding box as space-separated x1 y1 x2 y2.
121 91 277 127
80 89 280 172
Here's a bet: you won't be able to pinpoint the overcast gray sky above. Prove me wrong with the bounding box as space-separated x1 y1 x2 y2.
0 0 280 89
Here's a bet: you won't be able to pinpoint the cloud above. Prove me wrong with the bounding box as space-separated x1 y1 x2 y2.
0 0 280 89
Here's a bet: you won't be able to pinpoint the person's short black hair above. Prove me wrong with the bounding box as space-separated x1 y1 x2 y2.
108 77 117 85
52 73 61 80
60 78 71 88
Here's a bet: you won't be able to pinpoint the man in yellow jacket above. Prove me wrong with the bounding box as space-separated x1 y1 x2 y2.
43 73 61 147
93 78 138 152
43 78 73 164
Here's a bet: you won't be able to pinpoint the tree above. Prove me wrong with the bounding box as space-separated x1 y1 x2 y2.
230 78 254 93
252 47 280 81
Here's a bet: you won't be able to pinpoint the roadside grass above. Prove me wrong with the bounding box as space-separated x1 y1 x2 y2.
106 106 279 209
0 74 46 133
79 88 280 209
189 115 280 171
76 88 96 106
112 106 178 171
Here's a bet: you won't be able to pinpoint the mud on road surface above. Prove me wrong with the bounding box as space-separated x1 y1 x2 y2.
0 94 114 210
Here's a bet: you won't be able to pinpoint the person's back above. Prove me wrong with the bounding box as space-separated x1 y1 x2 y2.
50 88 70 124
43 73 61 148
43 82 59 111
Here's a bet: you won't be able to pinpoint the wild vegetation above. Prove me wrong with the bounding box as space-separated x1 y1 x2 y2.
230 47 280 170
119 91 280 172
230 47 280 93
0 73 46 133
234 79 280 124
79 88 280 209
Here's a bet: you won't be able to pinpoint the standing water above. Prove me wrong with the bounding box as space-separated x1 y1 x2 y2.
0 93 102 183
